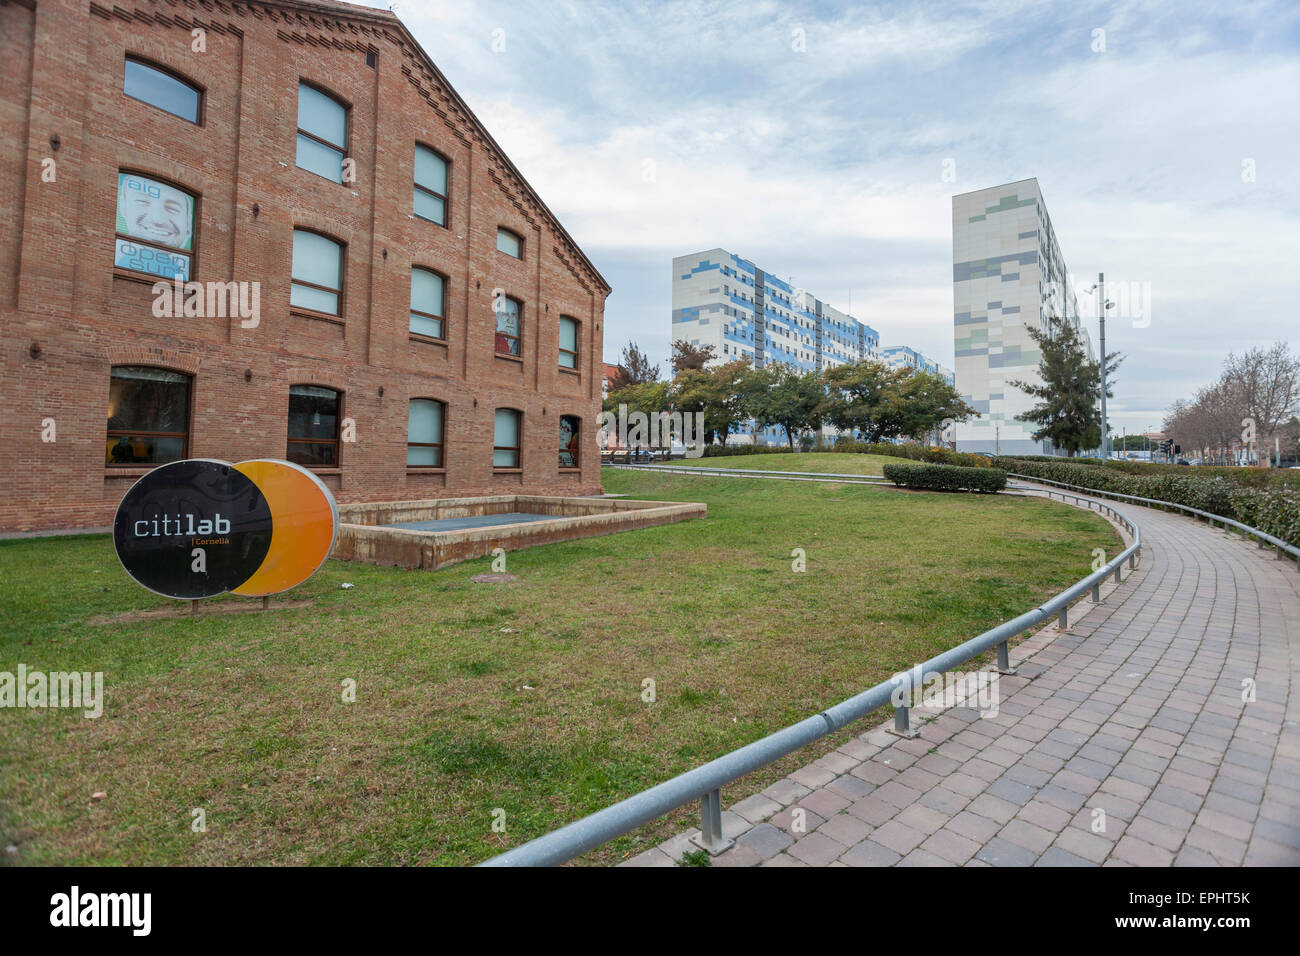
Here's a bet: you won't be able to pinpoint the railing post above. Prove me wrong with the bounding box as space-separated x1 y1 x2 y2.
1058 607 1068 629
1129 552 1136 569
1113 565 1122 583
693 787 734 856
996 640 1017 676
889 702 919 739
1091 582 1101 602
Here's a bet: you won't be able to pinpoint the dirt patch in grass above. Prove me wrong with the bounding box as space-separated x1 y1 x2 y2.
89 599 314 625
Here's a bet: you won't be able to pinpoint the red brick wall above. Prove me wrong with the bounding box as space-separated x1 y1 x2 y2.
0 0 609 532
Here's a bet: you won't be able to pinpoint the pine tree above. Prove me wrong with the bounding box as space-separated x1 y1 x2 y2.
1009 315 1122 456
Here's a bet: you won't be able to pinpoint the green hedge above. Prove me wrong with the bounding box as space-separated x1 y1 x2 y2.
882 463 1007 493
999 458 1300 548
1005 454 1300 490
702 441 994 468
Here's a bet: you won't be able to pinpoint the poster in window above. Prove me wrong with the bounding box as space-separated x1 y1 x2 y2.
559 415 580 468
115 172 194 280
495 302 520 355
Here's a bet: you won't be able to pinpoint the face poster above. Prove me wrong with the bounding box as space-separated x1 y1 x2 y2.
115 172 194 279
559 415 579 468
495 301 520 354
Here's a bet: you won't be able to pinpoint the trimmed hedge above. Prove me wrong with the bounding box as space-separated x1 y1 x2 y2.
1004 454 1300 490
701 441 995 468
882 463 1007 493
999 458 1300 548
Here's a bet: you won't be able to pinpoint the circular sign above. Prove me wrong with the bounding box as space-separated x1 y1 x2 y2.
113 458 337 600
230 459 338 598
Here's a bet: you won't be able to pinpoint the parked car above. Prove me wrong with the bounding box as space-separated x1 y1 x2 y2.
1177 459 1191 466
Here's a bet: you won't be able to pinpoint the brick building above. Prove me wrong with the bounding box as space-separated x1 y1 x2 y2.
0 0 609 532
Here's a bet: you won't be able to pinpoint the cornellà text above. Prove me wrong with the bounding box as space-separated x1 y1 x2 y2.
133 514 231 537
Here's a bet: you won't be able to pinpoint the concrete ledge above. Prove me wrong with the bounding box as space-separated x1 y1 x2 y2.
333 495 705 570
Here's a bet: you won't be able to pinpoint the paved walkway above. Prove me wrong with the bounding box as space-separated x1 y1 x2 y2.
625 488 1300 867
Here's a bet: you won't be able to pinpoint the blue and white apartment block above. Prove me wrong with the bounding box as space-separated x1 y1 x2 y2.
952 179 1093 456
672 247 948 445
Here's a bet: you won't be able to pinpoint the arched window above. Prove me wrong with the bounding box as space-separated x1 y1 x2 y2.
114 171 196 280
494 295 522 357
407 399 446 467
410 267 446 339
296 82 347 183
558 316 579 369
496 227 523 259
287 385 341 467
493 408 521 469
123 57 202 123
291 229 344 315
106 366 191 466
559 415 580 469
414 145 448 226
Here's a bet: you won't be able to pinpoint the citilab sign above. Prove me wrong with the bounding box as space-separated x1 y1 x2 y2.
113 458 338 599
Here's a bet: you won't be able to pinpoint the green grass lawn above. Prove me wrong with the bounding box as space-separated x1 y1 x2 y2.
666 451 912 475
0 469 1118 866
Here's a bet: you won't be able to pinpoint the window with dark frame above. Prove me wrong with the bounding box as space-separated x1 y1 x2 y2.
414 145 448 226
106 366 191 467
494 295 522 357
559 415 580 469
123 58 202 123
114 171 196 281
493 408 521 469
410 267 446 339
558 315 579 369
287 385 341 467
496 227 522 259
296 82 347 183
407 399 445 467
291 229 343 315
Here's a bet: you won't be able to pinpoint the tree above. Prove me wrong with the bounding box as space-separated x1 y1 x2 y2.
603 380 671 418
1008 314 1122 457
1223 341 1300 459
617 341 660 386
747 364 825 449
820 361 900 441
671 341 716 373
893 369 977 443
604 364 630 394
602 380 672 450
673 358 756 446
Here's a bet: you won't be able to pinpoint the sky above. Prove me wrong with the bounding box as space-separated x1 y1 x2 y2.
361 0 1300 437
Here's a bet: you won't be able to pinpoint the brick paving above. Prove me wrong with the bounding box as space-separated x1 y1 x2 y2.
623 489 1300 867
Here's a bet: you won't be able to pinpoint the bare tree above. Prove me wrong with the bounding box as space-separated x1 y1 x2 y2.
618 341 661 386
1224 341 1300 450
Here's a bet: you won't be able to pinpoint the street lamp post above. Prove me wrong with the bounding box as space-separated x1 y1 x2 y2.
1098 272 1109 460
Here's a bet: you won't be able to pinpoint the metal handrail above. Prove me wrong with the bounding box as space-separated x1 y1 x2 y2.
479 487 1140 867
1009 473 1300 568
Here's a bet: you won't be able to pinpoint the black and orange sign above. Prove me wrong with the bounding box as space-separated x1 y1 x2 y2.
113 458 338 600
